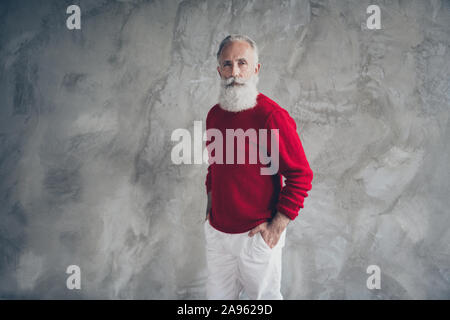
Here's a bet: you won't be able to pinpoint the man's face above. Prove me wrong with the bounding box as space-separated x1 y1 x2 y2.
217 40 260 86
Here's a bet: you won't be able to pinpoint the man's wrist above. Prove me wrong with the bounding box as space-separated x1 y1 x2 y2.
270 211 290 232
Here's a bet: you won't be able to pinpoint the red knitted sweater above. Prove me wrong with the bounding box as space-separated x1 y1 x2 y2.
205 93 313 233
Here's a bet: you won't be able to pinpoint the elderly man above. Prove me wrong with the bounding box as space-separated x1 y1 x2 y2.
204 34 313 300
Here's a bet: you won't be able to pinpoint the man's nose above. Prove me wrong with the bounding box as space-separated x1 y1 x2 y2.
231 63 240 77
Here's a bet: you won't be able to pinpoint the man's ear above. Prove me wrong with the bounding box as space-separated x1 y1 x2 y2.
217 66 222 78
255 63 261 74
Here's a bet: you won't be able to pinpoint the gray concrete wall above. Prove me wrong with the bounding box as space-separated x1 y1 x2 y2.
0 0 449 299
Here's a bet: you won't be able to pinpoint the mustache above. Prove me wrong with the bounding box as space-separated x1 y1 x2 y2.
222 76 250 87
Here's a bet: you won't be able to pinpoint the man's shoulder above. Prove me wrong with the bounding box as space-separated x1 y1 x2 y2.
257 93 280 108
208 103 220 112
256 93 288 117
206 103 221 120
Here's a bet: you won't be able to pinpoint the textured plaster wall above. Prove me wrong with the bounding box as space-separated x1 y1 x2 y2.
0 0 449 299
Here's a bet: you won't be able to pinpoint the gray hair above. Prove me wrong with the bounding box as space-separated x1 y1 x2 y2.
216 34 259 65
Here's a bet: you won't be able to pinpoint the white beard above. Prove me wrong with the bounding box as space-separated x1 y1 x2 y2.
218 74 259 113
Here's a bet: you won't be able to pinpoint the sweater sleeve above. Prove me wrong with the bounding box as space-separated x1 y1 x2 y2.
265 109 313 220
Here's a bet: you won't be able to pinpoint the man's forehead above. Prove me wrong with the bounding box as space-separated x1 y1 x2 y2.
219 41 254 60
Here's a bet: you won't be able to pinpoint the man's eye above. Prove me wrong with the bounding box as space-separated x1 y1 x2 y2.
239 61 246 65
223 62 231 67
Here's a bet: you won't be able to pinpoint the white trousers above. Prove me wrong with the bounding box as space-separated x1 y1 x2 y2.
204 220 286 300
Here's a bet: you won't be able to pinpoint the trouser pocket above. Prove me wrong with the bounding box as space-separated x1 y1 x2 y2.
250 229 286 255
